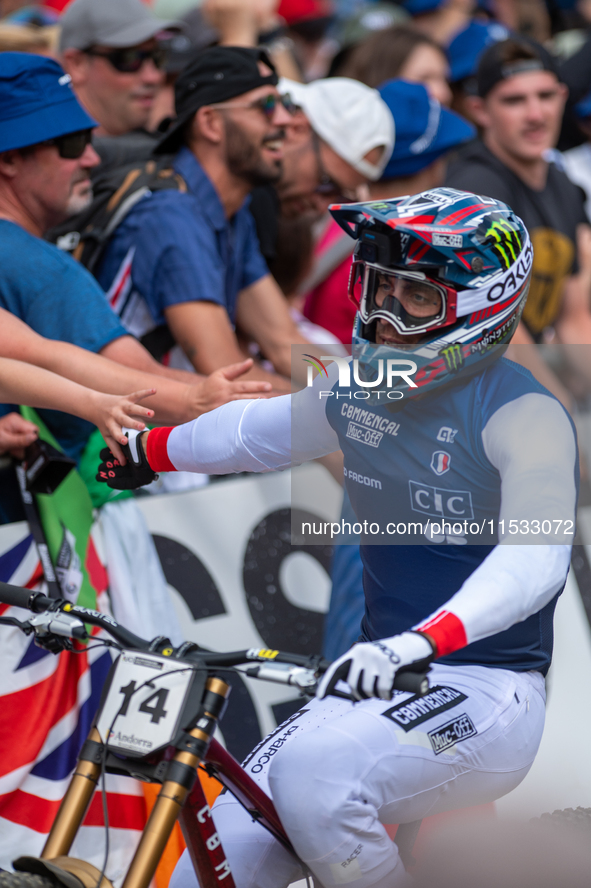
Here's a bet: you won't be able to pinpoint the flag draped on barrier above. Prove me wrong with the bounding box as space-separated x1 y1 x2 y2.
0 411 147 883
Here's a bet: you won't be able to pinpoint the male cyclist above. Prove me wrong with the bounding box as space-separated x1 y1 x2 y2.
99 189 577 888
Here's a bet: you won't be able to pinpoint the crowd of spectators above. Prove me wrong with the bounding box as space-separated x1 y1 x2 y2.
3 0 591 645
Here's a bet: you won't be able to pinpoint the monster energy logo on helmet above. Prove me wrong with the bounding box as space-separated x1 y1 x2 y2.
439 344 464 371
482 215 524 271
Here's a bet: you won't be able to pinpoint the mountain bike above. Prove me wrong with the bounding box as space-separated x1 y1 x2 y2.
0 581 429 888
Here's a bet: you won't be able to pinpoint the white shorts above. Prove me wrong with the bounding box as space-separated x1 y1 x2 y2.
171 663 546 888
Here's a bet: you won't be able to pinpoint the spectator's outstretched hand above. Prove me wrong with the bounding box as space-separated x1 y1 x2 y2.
0 412 39 459
190 358 272 415
88 389 156 464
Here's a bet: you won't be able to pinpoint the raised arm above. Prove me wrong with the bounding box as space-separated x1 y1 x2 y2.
0 356 154 461
97 364 341 485
165 300 292 394
0 308 271 424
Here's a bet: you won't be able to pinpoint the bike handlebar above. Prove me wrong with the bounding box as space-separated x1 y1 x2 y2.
0 580 430 697
0 580 150 650
0 581 50 613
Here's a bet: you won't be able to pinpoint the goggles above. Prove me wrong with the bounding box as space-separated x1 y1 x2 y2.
38 128 93 159
85 46 166 73
349 261 458 335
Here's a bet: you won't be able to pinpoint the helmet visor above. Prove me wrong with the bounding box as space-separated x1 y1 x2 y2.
350 262 448 335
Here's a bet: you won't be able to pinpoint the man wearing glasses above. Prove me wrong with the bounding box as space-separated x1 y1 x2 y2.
97 46 321 391
0 53 270 476
59 0 176 138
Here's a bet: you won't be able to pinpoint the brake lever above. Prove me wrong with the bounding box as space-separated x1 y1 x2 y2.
323 662 358 702
0 615 34 633
29 611 88 641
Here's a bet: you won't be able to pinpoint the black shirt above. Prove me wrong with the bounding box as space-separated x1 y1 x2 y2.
446 140 588 339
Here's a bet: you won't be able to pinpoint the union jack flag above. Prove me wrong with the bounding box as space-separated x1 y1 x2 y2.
0 527 147 884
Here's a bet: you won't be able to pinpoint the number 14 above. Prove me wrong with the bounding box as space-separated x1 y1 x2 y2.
119 680 169 724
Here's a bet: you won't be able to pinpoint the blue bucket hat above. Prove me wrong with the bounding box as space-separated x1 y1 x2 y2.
0 53 96 153
447 20 510 84
378 79 475 179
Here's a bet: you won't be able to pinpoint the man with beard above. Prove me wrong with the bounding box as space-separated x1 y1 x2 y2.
97 47 312 390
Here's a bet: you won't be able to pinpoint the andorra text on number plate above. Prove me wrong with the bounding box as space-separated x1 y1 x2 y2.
96 651 194 755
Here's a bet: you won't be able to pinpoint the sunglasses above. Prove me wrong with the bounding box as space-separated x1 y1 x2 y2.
85 46 166 73
38 129 94 159
208 93 297 121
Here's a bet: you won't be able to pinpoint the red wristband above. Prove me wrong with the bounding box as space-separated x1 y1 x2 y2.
146 427 177 473
417 611 468 657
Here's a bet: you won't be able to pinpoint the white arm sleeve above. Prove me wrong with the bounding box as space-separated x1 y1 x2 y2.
482 393 577 544
415 393 575 648
416 544 571 646
166 364 340 474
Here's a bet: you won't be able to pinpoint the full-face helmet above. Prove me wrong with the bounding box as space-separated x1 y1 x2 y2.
330 188 532 398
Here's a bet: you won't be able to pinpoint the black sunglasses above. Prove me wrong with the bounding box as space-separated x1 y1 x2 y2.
208 93 297 121
85 46 166 73
38 129 94 159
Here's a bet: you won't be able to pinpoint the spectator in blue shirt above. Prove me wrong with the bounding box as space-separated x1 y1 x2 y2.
97 47 322 393
0 53 270 462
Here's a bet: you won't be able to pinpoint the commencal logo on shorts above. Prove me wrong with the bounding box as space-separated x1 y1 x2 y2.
381 686 467 732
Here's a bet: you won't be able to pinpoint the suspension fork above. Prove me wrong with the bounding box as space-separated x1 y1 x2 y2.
122 677 234 888
42 728 104 859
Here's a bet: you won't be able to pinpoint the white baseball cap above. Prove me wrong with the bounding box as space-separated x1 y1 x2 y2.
280 76 395 181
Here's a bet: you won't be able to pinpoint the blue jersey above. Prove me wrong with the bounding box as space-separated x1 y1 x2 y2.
158 354 577 676
325 358 577 674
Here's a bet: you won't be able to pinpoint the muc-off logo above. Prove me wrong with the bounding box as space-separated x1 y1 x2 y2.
428 713 477 754
304 355 417 402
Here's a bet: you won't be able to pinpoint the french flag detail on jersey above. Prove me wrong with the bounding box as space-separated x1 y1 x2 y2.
417 610 468 657
0 530 146 882
430 450 451 476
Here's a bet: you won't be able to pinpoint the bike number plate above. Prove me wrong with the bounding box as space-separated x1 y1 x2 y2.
96 651 194 755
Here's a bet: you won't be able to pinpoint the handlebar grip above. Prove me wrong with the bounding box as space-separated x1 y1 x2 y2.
324 662 430 701
392 670 430 696
0 582 51 612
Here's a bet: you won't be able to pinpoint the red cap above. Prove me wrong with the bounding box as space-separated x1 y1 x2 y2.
278 0 334 25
